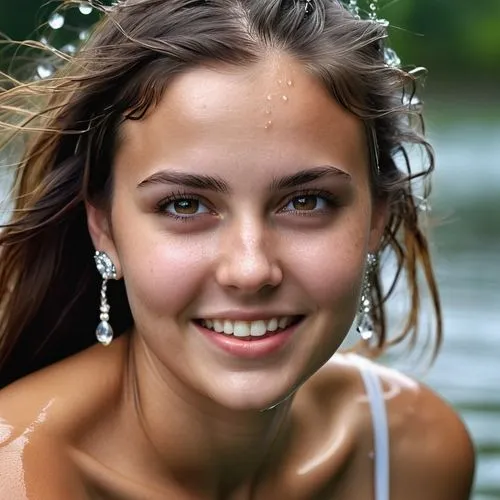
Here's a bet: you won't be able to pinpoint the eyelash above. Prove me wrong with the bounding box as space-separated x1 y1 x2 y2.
155 189 341 222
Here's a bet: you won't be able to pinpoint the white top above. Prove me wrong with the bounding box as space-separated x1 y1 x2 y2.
352 355 390 500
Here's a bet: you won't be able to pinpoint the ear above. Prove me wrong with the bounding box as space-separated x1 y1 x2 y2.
86 201 123 278
368 197 389 253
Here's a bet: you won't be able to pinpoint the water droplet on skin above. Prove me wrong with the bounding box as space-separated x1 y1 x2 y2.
287 80 293 86
264 121 272 129
265 109 271 115
281 95 288 102
266 95 272 101
278 79 282 84
48 12 65 30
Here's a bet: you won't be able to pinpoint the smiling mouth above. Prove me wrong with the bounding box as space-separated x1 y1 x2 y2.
193 315 304 340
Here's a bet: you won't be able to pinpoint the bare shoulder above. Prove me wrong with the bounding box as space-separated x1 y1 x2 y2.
0 338 127 499
0 430 90 499
305 355 475 499
354 356 475 500
0 335 126 430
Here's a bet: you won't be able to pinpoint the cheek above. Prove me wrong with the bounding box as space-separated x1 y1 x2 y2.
284 212 369 308
291 241 364 308
113 222 211 321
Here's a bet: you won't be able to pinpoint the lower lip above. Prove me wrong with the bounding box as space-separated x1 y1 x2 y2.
194 320 302 359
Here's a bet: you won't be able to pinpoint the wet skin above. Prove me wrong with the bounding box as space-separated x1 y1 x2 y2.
0 54 474 499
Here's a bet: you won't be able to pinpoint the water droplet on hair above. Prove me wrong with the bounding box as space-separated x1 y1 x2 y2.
78 2 93 15
36 63 54 79
348 0 360 17
48 12 65 30
39 36 49 46
384 47 401 68
416 197 431 213
79 30 90 41
61 44 77 55
281 95 288 102
402 93 422 110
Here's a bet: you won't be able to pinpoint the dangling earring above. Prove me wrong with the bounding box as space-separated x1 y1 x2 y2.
94 251 118 346
356 253 377 341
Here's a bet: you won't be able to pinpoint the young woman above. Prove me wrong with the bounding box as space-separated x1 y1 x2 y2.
0 0 474 498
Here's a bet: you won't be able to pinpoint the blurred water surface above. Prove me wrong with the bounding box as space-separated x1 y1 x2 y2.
423 115 500 500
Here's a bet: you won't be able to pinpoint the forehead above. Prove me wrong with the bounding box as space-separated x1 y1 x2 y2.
116 54 367 178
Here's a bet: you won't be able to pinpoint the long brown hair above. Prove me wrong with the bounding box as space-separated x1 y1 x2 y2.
0 0 441 388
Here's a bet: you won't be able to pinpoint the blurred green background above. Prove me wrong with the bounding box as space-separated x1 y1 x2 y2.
1 1 499 498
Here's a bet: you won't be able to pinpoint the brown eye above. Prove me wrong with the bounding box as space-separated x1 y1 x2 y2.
291 195 319 211
280 191 339 215
173 199 200 214
156 196 210 219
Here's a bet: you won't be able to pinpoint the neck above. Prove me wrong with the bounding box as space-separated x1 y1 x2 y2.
118 333 293 497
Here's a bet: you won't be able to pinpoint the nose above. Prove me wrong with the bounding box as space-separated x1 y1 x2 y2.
215 218 283 294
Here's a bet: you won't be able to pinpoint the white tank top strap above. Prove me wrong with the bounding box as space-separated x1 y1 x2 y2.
348 354 390 500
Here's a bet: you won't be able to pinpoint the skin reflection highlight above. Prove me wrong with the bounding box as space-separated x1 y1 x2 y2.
297 424 350 476
0 400 53 498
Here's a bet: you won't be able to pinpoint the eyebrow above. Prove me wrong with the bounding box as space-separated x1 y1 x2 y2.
270 165 351 191
137 165 350 193
137 171 230 192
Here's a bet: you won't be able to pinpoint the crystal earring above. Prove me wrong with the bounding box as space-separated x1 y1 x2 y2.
94 251 118 346
356 253 377 341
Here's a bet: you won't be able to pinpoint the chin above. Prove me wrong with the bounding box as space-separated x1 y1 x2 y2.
203 373 301 413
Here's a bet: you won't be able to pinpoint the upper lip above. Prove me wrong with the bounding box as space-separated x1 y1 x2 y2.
194 312 305 321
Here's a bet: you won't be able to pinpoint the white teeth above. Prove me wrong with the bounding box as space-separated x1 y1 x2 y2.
266 318 278 331
233 321 250 337
200 316 297 337
250 320 267 337
278 317 288 329
213 320 224 333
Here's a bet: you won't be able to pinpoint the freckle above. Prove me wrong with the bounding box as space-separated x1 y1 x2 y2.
287 80 293 86
281 95 288 102
264 120 273 129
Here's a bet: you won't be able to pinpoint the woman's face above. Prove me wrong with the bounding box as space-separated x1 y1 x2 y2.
89 54 385 411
